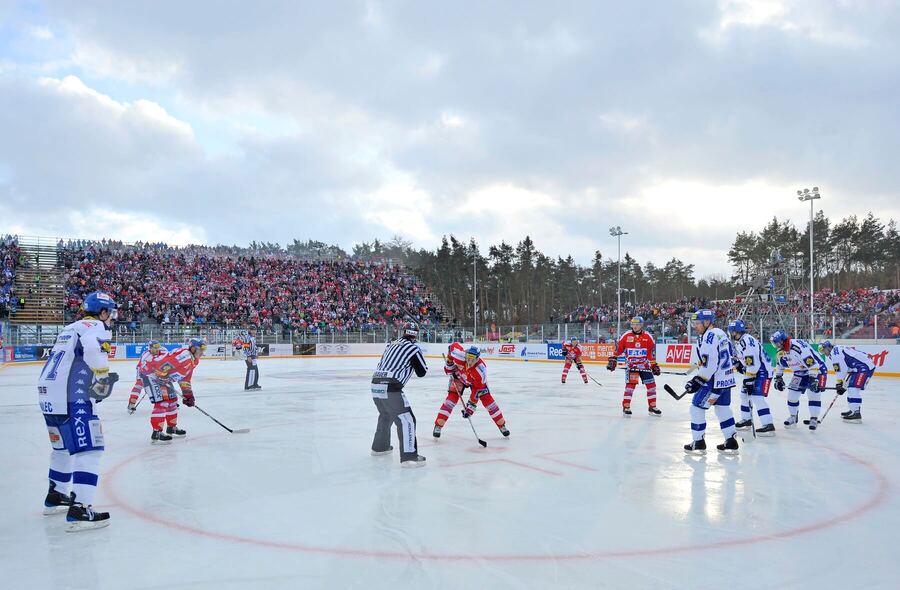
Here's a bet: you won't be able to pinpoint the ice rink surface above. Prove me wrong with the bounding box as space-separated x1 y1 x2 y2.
1 356 898 590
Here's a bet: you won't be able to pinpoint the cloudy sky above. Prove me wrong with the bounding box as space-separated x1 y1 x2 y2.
1 0 898 276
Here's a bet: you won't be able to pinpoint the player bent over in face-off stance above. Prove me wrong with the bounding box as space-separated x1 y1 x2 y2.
433 342 468 437
819 340 875 423
607 316 661 417
561 338 588 384
38 291 120 531
728 320 776 436
371 323 428 467
433 345 509 438
127 340 165 413
144 338 207 444
770 331 827 431
683 310 739 455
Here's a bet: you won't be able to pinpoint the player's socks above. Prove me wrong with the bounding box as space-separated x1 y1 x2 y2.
166 426 186 438
717 436 739 454
66 499 110 532
43 481 72 516
151 429 173 444
684 437 706 455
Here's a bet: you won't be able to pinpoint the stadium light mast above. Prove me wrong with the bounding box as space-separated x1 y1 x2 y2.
797 187 821 340
472 242 477 341
609 226 628 339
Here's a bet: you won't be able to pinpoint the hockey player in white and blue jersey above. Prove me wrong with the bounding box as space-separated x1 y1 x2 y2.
820 340 875 423
38 291 119 531
683 310 739 455
728 320 776 436
771 331 828 431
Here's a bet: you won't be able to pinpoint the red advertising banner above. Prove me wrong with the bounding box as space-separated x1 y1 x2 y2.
579 343 617 362
665 344 693 365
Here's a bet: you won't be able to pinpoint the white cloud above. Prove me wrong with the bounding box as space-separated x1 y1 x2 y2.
28 25 55 40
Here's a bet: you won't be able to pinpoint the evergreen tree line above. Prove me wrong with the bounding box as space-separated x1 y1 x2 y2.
236 210 900 327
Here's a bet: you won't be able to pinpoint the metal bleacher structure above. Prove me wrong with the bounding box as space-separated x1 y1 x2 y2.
8 236 66 326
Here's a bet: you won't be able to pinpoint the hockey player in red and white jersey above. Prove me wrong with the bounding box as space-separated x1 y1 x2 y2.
143 338 206 444
607 316 662 417
561 338 589 384
433 345 509 438
127 340 165 413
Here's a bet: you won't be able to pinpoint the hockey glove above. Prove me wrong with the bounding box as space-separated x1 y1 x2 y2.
181 392 196 407
684 376 706 394
836 381 846 395
127 395 138 414
742 379 754 396
461 400 477 418
89 372 119 402
606 358 617 372
774 375 785 391
733 360 746 375
651 363 661 376
809 375 826 393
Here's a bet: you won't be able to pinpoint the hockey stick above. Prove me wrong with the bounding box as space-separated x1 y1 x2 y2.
664 383 689 400
193 404 250 434
442 353 487 447
611 365 694 376
129 391 147 415
588 375 604 387
745 395 757 440
465 414 488 448
818 392 842 424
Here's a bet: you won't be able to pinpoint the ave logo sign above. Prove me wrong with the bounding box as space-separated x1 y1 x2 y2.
666 344 693 365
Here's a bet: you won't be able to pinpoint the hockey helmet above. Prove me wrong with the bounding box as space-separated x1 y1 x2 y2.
83 291 117 318
770 330 790 349
402 322 419 340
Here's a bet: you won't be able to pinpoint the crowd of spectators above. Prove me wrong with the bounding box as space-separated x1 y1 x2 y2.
559 287 900 341
1 235 24 319
60 240 444 335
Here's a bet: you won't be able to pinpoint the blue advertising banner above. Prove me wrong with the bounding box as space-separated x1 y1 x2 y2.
547 342 564 360
12 345 51 362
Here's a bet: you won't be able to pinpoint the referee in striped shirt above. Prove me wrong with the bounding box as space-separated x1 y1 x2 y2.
370 322 428 467
243 326 261 390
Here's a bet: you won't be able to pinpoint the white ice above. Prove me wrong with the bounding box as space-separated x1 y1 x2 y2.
1 356 899 590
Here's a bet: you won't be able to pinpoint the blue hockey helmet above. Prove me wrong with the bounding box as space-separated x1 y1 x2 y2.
83 291 117 315
770 330 789 348
691 309 715 323
147 340 162 354
819 340 834 353
465 346 480 361
630 316 644 331
727 319 746 339
188 337 207 354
